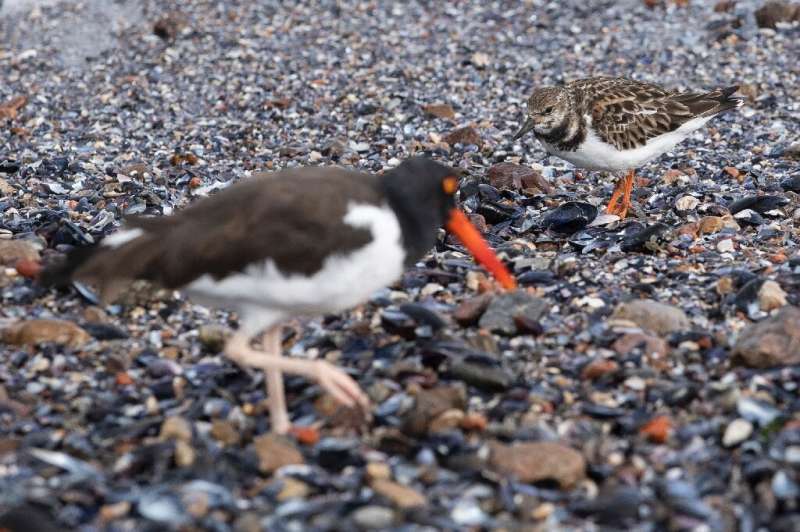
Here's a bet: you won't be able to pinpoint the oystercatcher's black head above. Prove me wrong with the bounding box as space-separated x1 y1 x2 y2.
381 157 517 290
383 157 459 217
380 157 459 263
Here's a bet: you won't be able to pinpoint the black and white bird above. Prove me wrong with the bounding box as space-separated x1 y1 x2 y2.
514 76 743 218
42 157 516 434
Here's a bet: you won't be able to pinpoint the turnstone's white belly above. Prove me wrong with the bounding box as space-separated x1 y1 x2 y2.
543 115 713 172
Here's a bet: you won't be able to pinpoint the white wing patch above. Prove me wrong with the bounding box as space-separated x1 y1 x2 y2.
103 228 144 248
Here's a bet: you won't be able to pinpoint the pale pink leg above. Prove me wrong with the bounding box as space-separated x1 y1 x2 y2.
261 327 290 434
224 331 369 434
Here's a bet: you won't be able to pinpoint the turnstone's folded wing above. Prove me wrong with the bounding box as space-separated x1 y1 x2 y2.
575 78 741 152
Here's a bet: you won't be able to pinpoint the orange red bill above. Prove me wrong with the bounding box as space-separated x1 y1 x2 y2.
445 208 517 290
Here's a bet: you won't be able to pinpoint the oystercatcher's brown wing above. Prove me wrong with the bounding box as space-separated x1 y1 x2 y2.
44 168 384 300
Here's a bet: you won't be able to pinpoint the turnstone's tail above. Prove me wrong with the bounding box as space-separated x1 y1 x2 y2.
673 86 743 118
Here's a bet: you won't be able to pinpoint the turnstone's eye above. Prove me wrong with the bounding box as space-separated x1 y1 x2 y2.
542 106 554 114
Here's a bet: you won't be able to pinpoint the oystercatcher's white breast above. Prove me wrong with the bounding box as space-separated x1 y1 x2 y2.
184 203 405 335
543 115 713 172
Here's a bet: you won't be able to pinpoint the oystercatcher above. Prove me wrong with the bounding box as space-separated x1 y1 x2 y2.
42 157 516 434
514 77 743 218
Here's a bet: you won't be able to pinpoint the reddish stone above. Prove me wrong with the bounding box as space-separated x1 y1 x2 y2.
289 426 320 446
640 415 673 443
460 412 488 432
15 259 41 279
581 359 619 380
115 372 134 386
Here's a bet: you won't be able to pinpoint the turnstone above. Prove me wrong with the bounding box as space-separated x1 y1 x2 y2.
514 76 743 218
41 157 516 434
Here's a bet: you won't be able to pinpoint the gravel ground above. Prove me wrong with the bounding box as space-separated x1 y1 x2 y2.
1 0 800 530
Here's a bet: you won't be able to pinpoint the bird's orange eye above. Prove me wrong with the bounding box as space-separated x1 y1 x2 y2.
442 176 458 194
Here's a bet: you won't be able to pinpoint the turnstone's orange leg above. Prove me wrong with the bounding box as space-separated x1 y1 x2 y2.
224 330 369 434
606 169 636 218
620 169 635 218
606 175 627 215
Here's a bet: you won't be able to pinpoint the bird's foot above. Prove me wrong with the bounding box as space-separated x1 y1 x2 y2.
224 332 370 430
606 198 630 219
312 360 370 411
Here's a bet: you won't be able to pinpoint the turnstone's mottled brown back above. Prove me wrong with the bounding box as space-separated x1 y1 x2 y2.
568 77 741 151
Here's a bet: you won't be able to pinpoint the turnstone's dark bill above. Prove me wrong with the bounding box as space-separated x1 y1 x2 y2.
41 157 516 434
514 76 743 218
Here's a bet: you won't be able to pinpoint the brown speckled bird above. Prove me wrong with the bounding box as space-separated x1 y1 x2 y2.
514 77 743 218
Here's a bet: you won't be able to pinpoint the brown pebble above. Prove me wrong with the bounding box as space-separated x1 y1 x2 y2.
422 103 456 120
487 162 554 193
159 416 193 443
460 412 488 432
402 385 467 437
0 240 41 267
732 306 800 368
1 319 91 348
371 479 427 509
211 419 241 446
723 166 740 179
253 434 304 475
428 409 465 433
276 477 311 501
366 462 392 482
581 358 619 380
174 440 196 467
83 306 110 323
452 294 493 326
488 440 586 489
99 501 131 522
443 125 482 147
